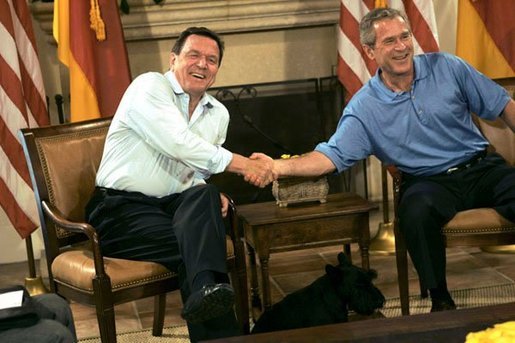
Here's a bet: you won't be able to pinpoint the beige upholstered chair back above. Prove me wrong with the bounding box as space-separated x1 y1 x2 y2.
38 125 108 224
20 117 111 248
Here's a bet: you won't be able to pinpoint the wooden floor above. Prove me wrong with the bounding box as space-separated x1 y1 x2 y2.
1 202 515 340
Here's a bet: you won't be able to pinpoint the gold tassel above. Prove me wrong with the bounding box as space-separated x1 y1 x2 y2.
375 0 388 8
89 0 106 41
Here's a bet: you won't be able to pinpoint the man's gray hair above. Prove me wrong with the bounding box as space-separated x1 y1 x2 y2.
359 7 411 47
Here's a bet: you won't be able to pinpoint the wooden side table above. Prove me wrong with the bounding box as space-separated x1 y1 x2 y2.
237 192 378 312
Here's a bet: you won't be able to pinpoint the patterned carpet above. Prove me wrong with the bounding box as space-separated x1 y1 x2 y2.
78 325 189 343
381 283 515 317
78 283 515 342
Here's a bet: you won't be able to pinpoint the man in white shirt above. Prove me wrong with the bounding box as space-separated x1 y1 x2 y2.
85 27 273 341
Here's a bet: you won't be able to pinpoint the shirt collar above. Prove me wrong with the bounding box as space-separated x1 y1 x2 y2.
370 54 428 100
164 70 213 109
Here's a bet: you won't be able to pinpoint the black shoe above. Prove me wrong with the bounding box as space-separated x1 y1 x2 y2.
181 283 235 323
430 298 457 312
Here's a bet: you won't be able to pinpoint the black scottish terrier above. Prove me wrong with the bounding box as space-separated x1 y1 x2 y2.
251 252 385 334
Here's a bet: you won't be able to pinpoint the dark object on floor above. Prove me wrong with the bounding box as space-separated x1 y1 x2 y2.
251 253 385 333
430 298 457 312
181 283 235 323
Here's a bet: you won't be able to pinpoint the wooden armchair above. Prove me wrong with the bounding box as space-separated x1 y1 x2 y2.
19 117 249 342
390 81 515 315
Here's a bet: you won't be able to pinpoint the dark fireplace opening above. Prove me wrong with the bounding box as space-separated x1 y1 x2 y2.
208 76 348 205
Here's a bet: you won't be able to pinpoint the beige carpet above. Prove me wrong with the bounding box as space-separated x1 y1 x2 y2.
78 325 189 343
78 283 515 342
381 283 515 317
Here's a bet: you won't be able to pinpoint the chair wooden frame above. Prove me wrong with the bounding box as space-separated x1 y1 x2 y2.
19 117 249 342
391 77 515 316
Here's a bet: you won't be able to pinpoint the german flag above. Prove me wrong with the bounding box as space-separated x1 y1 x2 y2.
456 0 514 79
53 0 131 122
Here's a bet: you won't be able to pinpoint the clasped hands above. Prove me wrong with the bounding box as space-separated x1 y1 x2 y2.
243 152 278 188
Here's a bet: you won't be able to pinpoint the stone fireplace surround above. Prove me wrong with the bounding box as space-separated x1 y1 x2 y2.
31 0 340 42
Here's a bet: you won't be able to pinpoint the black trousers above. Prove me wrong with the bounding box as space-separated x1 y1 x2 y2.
398 153 515 291
85 183 240 342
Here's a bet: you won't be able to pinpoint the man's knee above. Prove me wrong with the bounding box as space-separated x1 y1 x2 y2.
399 192 436 223
37 320 75 343
181 184 221 208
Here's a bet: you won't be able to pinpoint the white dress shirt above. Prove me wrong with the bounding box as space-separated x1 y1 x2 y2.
95 71 233 197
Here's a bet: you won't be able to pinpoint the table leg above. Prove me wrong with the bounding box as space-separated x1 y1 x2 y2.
360 242 370 270
246 243 262 310
260 256 272 311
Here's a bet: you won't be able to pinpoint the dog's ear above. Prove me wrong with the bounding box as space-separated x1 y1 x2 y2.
337 252 351 266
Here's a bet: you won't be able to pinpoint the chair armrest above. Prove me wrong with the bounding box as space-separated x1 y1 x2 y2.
41 201 107 275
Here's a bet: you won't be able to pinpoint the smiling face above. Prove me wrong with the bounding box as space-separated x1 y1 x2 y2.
169 34 220 101
363 16 414 80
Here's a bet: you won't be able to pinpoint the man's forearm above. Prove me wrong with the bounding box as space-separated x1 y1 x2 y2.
226 153 275 188
275 151 336 178
501 99 515 132
225 153 249 175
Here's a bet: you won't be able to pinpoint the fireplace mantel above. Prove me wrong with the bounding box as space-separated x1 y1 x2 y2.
31 0 339 42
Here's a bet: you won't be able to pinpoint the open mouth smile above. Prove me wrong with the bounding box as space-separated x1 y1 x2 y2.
191 73 206 79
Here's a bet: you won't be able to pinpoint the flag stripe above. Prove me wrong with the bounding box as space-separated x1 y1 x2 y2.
0 0 48 238
337 0 440 101
338 0 376 100
0 143 39 224
401 0 439 53
0 178 35 239
0 56 34 187
337 55 369 97
0 53 28 124
338 27 373 87
339 2 377 76
456 0 514 79
469 0 515 71
55 0 131 122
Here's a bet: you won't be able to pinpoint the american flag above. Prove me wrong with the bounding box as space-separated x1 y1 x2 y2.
337 0 439 100
0 0 49 238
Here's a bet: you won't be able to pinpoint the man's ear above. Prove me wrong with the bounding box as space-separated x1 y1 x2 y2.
169 53 177 71
362 44 375 60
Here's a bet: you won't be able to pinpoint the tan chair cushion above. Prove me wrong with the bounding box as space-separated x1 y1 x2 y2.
443 208 515 234
52 236 235 293
52 250 175 293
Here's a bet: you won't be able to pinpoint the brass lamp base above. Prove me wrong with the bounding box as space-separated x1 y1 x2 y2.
369 222 396 255
481 245 515 254
25 276 50 296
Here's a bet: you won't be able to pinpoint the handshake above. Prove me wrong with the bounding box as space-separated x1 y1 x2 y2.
242 152 279 188
230 150 330 188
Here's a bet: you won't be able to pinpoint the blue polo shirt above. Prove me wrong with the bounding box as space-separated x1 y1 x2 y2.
316 52 511 176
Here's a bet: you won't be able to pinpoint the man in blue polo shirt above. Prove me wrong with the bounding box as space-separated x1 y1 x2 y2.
256 7 515 312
